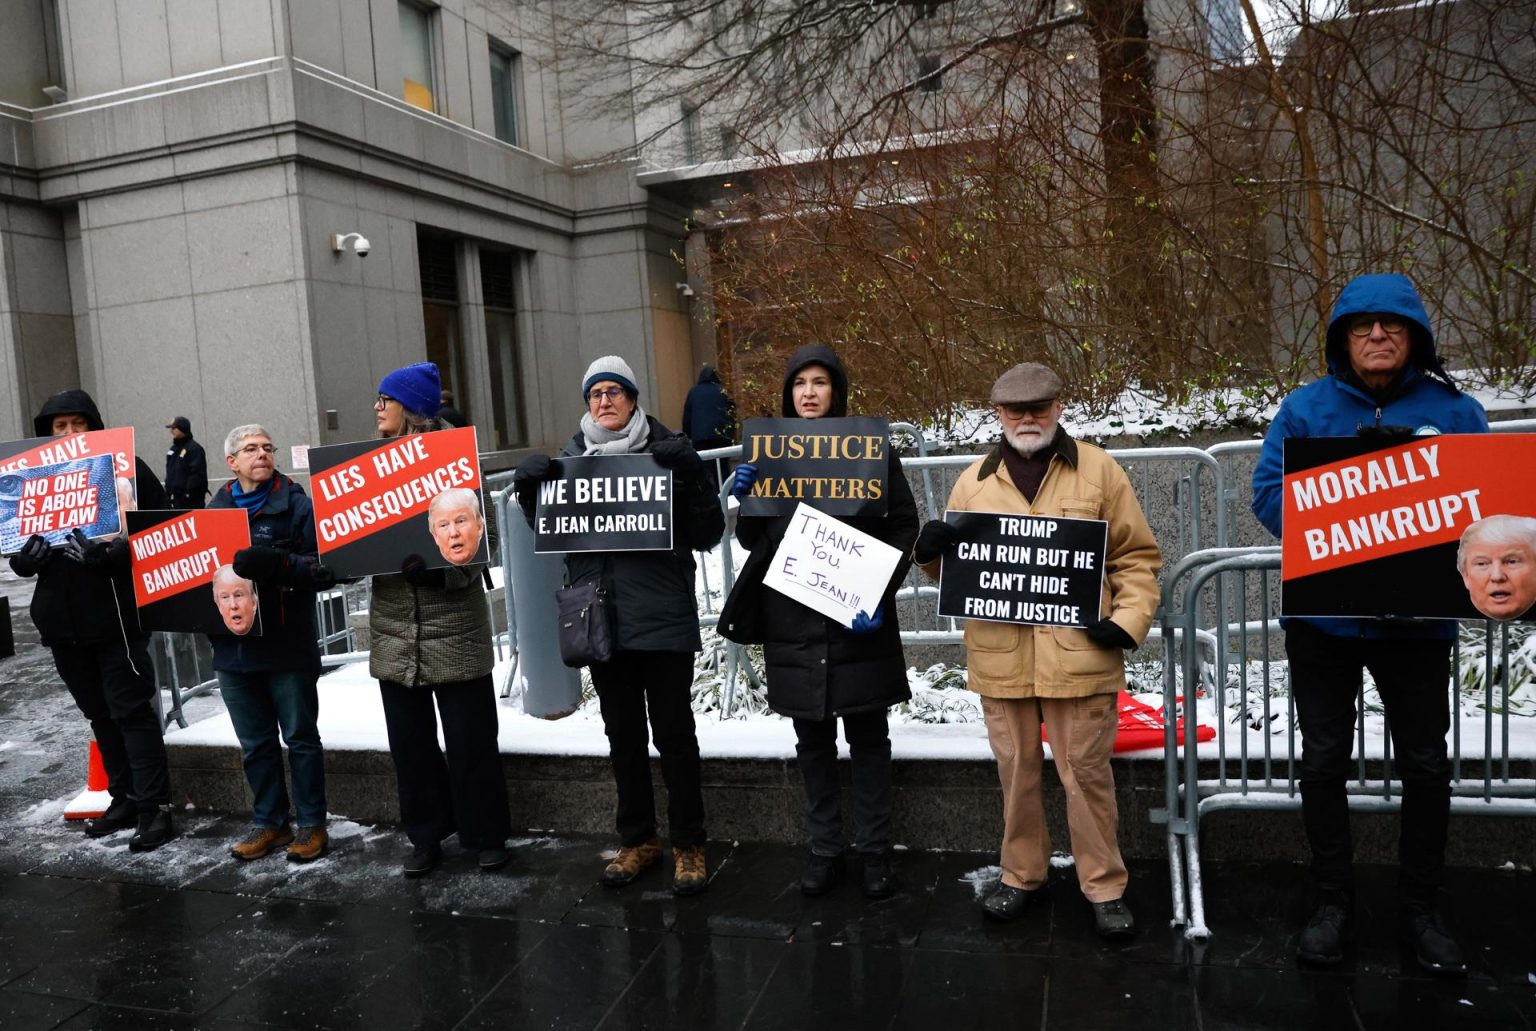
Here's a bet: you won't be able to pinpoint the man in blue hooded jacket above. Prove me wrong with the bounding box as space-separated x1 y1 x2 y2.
1252 273 1487 975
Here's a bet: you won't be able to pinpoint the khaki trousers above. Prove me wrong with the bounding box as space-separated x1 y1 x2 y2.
981 693 1127 902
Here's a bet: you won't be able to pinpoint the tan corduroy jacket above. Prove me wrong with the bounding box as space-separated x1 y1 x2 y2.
920 434 1162 699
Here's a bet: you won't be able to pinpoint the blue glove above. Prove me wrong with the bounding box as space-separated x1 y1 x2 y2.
849 608 883 634
729 463 757 498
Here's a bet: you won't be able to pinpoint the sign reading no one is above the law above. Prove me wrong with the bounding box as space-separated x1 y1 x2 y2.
762 503 902 627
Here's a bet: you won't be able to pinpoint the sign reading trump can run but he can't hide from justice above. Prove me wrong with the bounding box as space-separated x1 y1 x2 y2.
534 454 673 554
937 511 1108 628
1281 434 1536 621
308 427 488 578
738 417 889 517
128 508 259 635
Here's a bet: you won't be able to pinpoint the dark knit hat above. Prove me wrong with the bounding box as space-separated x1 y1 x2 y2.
582 356 640 400
379 362 442 418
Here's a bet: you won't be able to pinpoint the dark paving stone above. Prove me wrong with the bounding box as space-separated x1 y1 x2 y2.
889 949 1048 1030
741 941 912 1031
0 987 88 1028
572 841 742 935
788 848 941 948
913 852 1054 955
1042 955 1198 1031
596 933 786 1030
1190 965 1364 1031
665 841 806 942
1347 974 1536 1030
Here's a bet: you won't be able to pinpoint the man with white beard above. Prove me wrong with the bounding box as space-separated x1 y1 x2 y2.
914 362 1161 939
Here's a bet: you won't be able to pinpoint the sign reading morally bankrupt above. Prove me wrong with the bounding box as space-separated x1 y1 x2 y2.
762 503 903 627
738 417 889 517
309 427 488 578
534 454 673 554
128 508 257 635
937 511 1108 628
1282 434 1536 620
0 428 138 555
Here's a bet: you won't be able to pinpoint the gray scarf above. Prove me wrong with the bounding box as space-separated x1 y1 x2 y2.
580 407 651 455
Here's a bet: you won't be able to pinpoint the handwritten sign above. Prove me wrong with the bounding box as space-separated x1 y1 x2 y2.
738 417 889 517
534 454 673 553
128 509 258 635
936 510 1107 627
0 454 120 554
762 503 902 627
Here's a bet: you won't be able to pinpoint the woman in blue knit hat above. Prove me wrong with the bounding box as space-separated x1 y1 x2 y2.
368 361 512 877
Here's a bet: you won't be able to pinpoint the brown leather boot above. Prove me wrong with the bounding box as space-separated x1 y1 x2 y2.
672 845 708 896
602 837 661 887
230 825 293 861
286 826 329 864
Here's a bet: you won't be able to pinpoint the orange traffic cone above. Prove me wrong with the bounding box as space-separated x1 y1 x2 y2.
64 740 112 821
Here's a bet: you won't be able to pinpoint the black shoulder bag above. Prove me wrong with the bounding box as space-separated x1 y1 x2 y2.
555 558 615 667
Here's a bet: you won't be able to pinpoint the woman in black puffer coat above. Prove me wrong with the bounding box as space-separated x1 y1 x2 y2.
719 344 918 898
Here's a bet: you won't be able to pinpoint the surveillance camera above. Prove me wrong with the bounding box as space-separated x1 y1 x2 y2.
352 236 371 258
330 232 371 257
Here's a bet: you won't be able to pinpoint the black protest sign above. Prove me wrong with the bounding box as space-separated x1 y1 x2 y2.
738 417 889 517
937 511 1108 627
534 454 673 554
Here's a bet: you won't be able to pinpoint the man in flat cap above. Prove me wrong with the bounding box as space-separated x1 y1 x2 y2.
914 362 1161 939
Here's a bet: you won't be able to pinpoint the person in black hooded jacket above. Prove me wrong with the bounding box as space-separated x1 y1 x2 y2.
718 344 919 898
7 389 175 851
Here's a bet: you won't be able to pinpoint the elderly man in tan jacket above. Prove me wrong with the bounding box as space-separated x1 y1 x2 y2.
916 362 1161 939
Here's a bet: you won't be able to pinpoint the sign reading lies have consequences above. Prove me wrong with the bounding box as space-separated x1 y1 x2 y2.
534 454 673 554
739 417 888 517
937 511 1108 628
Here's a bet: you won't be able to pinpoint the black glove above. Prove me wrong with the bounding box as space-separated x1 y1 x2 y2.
513 454 562 485
311 563 337 591
63 528 113 567
913 519 965 564
400 554 447 590
1083 618 1136 650
1356 424 1416 444
10 534 53 576
650 437 704 478
233 545 288 582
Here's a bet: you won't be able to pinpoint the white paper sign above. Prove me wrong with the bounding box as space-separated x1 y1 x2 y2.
763 502 903 627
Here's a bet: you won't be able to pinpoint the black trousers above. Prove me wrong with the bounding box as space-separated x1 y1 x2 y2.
53 637 169 814
590 650 706 848
378 675 511 851
793 709 894 856
1285 622 1452 910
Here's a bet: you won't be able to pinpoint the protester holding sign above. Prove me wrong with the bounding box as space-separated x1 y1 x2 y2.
1251 273 1488 975
914 363 1160 939
367 363 512 877
719 344 918 899
512 355 724 896
207 424 337 863
6 390 175 852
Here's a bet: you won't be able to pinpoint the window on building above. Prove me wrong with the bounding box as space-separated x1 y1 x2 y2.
399 2 436 112
681 104 701 164
480 249 527 449
916 54 943 93
417 232 466 418
489 43 521 145
718 126 739 161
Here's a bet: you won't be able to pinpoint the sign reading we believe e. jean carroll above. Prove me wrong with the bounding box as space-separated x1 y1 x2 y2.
534 454 673 554
738 417 889 517
937 511 1107 628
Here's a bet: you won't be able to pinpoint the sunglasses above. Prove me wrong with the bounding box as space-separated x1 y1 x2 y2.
1346 315 1407 338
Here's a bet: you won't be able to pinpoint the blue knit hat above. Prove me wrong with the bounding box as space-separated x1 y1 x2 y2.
581 356 639 400
379 362 442 418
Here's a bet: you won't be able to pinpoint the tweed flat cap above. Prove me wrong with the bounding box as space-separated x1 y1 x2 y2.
989 363 1063 405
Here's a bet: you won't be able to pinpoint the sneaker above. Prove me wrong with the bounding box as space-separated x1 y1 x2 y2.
286 826 328 864
672 844 708 896
602 837 661 887
83 798 138 839
861 852 899 900
230 824 294 861
1402 910 1466 976
1093 898 1137 940
1297 900 1353 966
800 852 846 896
128 806 176 853
982 883 1044 922
403 842 442 878
477 846 511 872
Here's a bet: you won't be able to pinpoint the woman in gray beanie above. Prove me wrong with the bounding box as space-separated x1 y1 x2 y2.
513 355 725 895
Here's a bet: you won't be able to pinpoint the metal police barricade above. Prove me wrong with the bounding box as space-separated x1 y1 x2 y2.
1159 545 1536 940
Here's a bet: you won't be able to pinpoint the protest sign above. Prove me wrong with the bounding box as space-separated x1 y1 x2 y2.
762 503 903 627
936 511 1108 628
738 417 889 517
308 427 487 578
534 454 673 554
1282 434 1536 621
128 509 258 635
0 454 120 555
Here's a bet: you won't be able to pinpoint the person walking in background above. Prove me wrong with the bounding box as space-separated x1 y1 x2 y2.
163 416 208 510
512 355 724 896
369 362 512 877
208 423 336 864
1252 273 1488 975
8 390 176 852
437 389 469 429
682 365 737 490
718 344 918 899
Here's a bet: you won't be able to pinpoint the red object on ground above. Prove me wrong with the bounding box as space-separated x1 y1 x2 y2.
86 740 108 791
1041 691 1215 753
63 740 111 821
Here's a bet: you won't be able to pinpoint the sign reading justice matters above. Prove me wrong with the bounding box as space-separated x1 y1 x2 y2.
738 417 889 518
937 511 1108 628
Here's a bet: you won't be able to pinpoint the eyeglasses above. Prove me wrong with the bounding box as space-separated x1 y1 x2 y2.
236 443 277 457
1347 315 1407 337
997 400 1056 419
587 386 627 404
375 393 401 409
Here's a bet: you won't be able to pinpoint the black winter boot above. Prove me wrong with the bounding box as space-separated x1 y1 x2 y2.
1296 895 1353 966
128 806 176 853
84 798 138 838
1402 909 1465 976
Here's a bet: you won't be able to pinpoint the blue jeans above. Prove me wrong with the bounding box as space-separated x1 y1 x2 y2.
217 670 327 828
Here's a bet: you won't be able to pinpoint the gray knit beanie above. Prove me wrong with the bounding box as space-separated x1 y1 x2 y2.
581 355 640 399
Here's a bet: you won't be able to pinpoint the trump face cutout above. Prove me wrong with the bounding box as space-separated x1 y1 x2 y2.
212 564 259 636
1457 516 1536 622
428 487 484 566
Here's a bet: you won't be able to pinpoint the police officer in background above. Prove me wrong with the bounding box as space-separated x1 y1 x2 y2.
164 416 208 509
